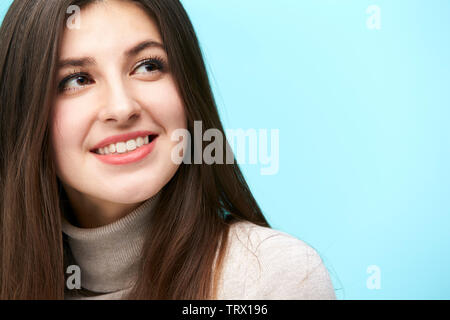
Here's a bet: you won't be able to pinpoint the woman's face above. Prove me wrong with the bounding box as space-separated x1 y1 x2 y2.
51 0 186 226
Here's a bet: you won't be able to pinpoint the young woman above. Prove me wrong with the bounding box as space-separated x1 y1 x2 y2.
0 0 336 299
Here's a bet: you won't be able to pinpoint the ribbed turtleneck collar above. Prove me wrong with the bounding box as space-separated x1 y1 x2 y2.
61 194 159 294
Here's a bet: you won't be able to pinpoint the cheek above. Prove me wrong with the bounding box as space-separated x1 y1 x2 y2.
135 78 187 133
51 101 91 165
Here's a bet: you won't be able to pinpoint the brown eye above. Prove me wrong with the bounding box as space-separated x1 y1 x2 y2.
133 58 165 75
74 76 89 85
59 73 94 92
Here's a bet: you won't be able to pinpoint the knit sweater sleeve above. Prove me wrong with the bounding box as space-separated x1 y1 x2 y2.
215 221 336 300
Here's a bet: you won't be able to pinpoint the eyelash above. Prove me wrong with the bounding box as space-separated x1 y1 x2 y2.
58 56 167 92
135 56 166 74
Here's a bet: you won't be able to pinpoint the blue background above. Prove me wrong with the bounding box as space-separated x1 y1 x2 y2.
2 0 449 299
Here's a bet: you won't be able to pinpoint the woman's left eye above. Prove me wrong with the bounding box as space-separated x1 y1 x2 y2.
133 59 164 75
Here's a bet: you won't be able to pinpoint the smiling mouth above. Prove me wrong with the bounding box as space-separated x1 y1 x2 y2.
91 134 158 155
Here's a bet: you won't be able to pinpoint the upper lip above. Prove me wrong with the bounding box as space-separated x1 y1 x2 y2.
90 130 157 152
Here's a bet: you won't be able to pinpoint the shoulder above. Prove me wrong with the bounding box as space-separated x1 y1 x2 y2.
215 221 336 300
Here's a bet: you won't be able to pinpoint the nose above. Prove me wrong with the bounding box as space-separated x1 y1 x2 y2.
98 78 141 125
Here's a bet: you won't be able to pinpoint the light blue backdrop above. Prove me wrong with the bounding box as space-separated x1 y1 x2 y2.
1 0 449 299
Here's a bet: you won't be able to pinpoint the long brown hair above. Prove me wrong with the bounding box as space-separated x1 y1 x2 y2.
0 0 269 299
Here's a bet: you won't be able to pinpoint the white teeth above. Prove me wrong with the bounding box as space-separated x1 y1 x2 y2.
109 144 116 154
95 135 153 155
136 137 144 147
126 139 137 151
116 142 127 153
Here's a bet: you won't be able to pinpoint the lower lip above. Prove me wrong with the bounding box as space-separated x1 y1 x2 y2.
91 137 157 165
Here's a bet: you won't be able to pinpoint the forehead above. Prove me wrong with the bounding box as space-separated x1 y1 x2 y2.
59 0 162 59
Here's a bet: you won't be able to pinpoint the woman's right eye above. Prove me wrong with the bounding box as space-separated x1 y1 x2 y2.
59 73 94 92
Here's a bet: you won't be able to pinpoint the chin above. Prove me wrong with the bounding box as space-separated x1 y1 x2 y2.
102 188 161 205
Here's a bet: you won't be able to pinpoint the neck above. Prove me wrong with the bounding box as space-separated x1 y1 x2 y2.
61 183 146 229
61 192 160 293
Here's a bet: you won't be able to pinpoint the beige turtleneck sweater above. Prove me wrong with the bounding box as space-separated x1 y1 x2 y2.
62 195 336 300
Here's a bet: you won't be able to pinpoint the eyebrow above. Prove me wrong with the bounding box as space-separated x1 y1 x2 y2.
57 40 165 69
125 40 165 58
